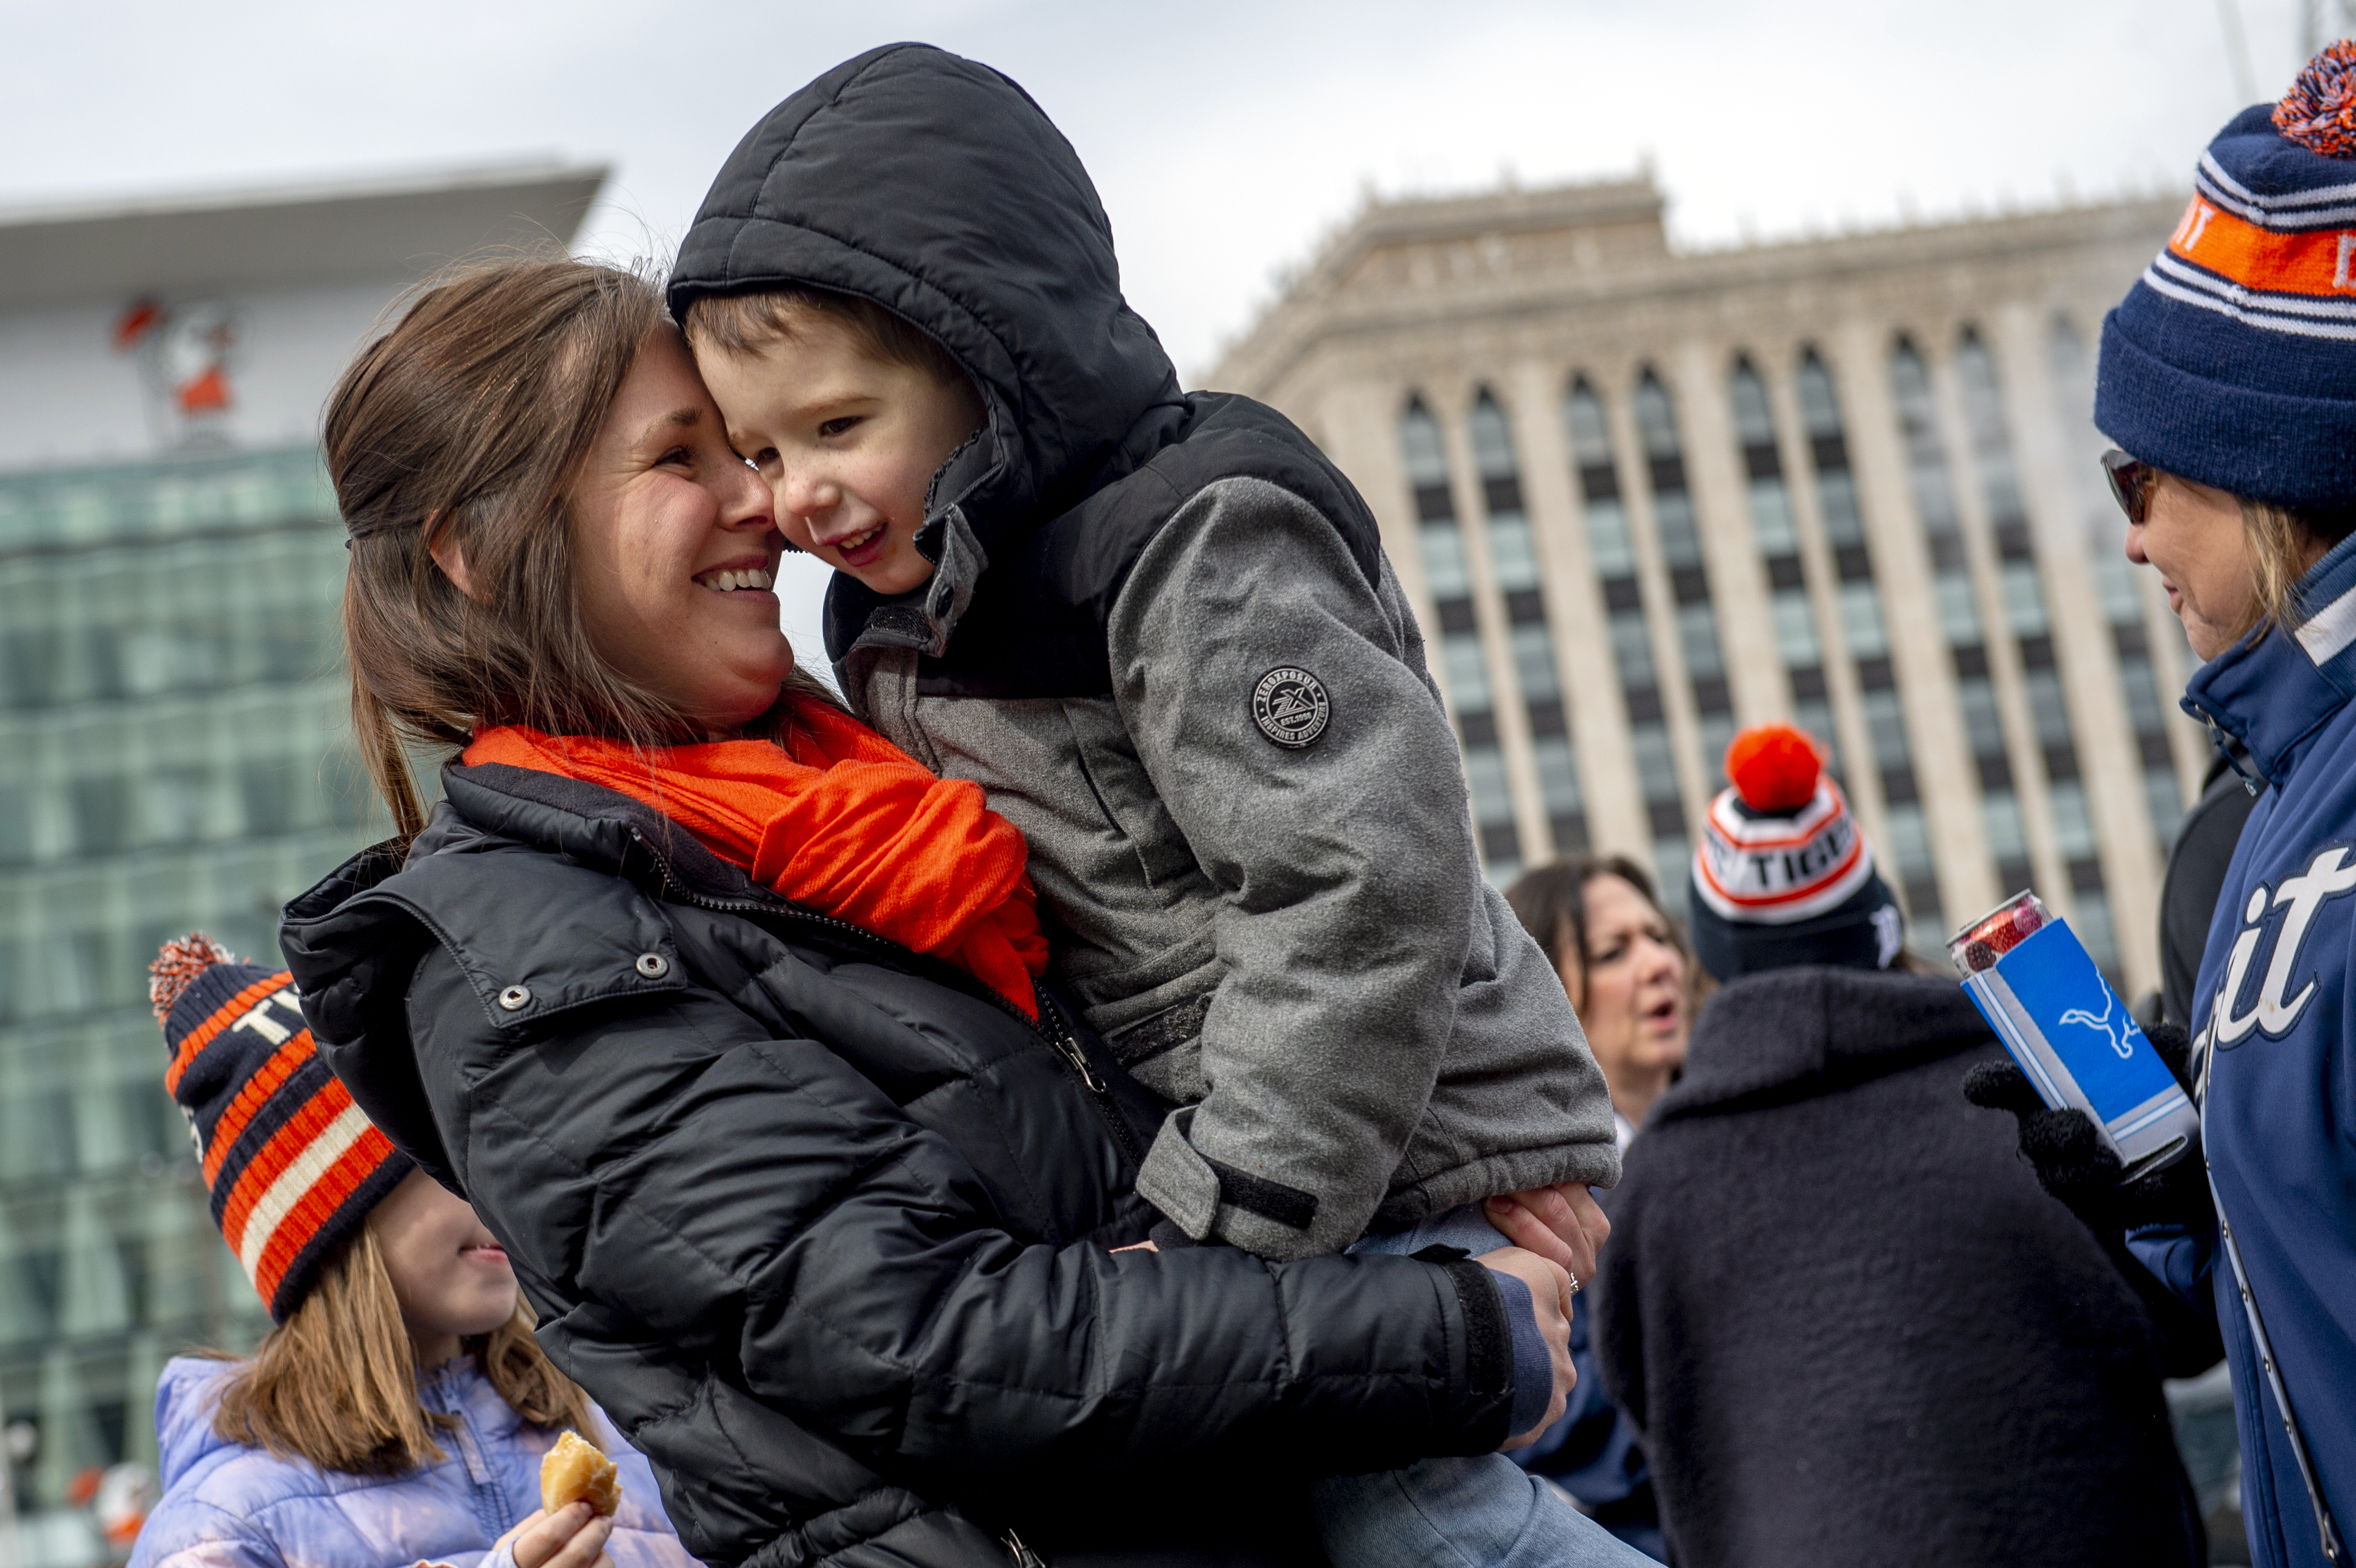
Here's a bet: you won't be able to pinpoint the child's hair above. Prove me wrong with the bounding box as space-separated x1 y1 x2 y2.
327 250 842 844
681 284 970 392
207 1224 599 1476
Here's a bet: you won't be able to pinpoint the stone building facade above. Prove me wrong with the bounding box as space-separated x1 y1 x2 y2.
1207 176 2203 996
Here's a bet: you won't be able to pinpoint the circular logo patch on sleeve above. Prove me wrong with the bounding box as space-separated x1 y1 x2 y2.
1251 666 1331 748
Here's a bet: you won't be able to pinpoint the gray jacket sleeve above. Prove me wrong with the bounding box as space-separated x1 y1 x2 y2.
1112 475 1606 1259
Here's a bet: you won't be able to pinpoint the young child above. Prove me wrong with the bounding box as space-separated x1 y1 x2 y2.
673 44 1634 1567
132 936 697 1568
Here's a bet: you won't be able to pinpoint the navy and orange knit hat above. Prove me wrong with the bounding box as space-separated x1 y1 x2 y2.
1687 725 1904 981
151 934 410 1323
2097 42 2356 510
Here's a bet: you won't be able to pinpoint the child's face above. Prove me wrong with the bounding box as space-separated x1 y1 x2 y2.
699 316 983 598
368 1168 519 1361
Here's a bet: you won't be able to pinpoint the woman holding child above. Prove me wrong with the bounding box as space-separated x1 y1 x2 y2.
278 44 1649 1568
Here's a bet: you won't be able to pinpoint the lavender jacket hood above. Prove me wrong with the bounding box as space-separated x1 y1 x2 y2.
129 1356 698 1568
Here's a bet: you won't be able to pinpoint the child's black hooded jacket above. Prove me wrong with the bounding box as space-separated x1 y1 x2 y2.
669 43 1618 1264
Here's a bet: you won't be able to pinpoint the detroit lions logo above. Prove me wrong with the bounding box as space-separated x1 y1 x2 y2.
2204 843 2356 1051
2060 991 2137 1060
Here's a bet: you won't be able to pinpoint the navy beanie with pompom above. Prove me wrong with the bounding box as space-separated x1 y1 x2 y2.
2096 41 2356 510
1687 725 1906 983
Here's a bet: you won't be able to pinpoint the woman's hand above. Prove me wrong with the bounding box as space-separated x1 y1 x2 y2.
1484 1182 1610 1287
492 1503 615 1568
1477 1246 1576 1450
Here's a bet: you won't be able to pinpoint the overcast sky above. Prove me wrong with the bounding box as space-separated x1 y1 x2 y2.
0 0 2336 654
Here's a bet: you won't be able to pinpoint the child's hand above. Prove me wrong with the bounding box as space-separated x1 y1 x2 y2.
1483 1182 1609 1287
1477 1247 1576 1449
493 1503 615 1568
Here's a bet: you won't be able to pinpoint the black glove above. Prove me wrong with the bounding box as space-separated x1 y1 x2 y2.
1961 1021 2211 1234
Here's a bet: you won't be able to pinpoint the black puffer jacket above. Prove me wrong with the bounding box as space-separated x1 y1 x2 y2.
280 763 1515 1568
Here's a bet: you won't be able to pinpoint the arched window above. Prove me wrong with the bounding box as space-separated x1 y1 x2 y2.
1565 375 1684 899
1890 335 2021 936
1400 395 1520 879
1798 349 1936 927
2049 313 2187 855
1469 391 1585 853
1956 328 2113 968
1636 371 1730 907
1728 357 1836 762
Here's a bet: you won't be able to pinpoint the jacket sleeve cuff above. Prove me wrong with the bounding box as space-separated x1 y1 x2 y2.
1136 1105 1360 1260
1487 1269 1555 1437
1418 1246 1513 1449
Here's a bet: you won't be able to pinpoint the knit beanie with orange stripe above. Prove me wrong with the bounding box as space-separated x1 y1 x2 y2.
151 934 410 1323
2097 41 2356 510
1686 725 1905 982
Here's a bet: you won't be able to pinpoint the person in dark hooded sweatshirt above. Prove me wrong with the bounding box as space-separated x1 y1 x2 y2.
668 42 1639 1568
1591 725 2203 1568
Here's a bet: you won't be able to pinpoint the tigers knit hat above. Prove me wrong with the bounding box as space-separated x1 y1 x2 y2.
1687 725 1904 982
150 934 410 1323
2095 41 2356 510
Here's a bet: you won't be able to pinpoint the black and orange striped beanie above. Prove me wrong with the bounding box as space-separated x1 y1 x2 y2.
150 934 412 1322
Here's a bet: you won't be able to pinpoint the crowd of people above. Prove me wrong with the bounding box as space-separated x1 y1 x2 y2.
115 36 2356 1568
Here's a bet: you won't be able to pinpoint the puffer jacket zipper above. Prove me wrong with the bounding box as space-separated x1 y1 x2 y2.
624 826 1147 1169
418 1364 515 1540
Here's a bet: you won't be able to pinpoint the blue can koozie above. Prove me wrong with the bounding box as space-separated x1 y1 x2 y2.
1950 892 2198 1181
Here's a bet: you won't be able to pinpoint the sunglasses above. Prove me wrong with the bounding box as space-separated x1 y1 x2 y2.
2102 447 2154 526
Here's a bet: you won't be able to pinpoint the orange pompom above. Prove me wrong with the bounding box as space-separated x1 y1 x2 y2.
1724 724 1824 813
149 932 235 1023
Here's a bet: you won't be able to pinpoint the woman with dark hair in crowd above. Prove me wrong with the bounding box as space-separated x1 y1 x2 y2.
1501 857 1693 1560
272 254 1581 1568
1969 46 2356 1568
1507 857 1695 1147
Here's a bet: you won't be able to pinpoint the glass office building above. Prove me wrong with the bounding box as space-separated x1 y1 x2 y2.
0 161 604 1565
0 446 371 1546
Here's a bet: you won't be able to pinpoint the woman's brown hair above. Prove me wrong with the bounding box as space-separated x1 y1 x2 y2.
208 1224 598 1476
329 251 839 843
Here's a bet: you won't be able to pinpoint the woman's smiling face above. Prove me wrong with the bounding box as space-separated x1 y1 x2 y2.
568 327 795 735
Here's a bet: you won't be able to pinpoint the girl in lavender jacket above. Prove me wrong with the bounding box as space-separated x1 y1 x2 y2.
129 936 696 1568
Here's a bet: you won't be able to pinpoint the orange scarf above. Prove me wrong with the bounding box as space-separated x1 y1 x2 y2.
464 700 1048 1019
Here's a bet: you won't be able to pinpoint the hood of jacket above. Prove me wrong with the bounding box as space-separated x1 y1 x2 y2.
669 43 1186 659
1651 966 1990 1125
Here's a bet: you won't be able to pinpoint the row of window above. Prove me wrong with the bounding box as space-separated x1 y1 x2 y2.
1398 322 2184 963
0 444 331 556
1 525 348 711
0 744 375 867
1 1279 265 1511
0 1173 250 1348
0 829 353 1026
